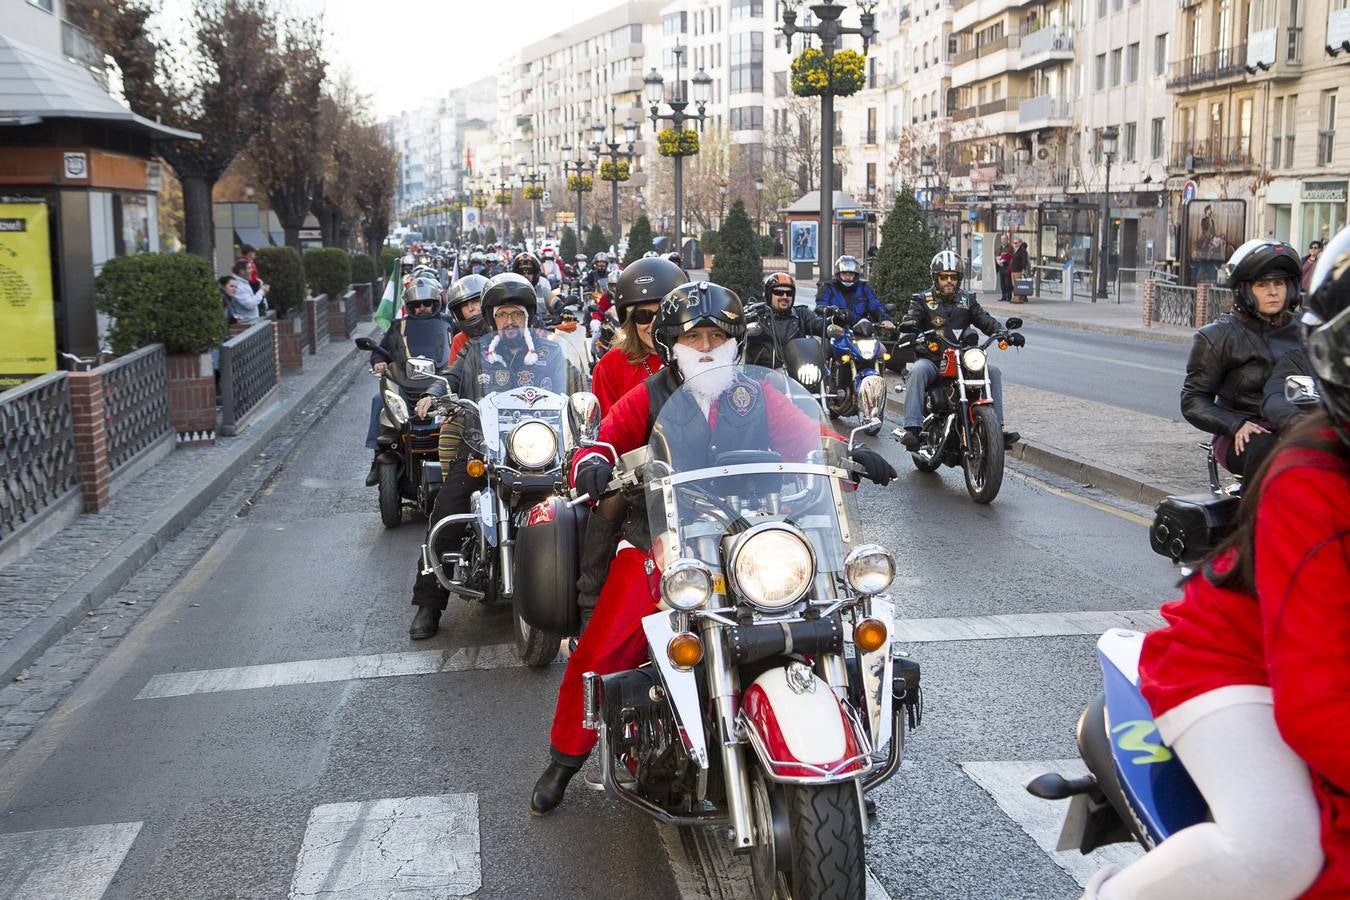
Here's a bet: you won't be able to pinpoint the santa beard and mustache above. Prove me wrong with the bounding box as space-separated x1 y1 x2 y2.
672 339 740 415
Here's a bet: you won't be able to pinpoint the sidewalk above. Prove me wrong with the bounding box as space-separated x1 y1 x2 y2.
977 291 1195 345
0 329 374 686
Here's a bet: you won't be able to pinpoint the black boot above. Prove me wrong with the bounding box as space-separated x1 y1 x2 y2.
1003 431 1021 450
409 605 441 639
365 452 382 487
575 513 624 636
899 427 921 450
530 760 581 815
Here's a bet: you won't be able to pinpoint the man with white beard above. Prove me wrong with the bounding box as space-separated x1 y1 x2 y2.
529 280 897 814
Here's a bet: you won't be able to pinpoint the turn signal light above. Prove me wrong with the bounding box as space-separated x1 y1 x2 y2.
927 342 940 353
840 354 851 364
998 340 1009 350
667 633 704 669
853 618 888 652
883 352 892 361
466 458 486 478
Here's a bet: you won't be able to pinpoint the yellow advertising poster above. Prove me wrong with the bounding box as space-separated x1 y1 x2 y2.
0 202 57 389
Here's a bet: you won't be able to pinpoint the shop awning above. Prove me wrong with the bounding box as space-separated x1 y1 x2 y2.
234 227 273 250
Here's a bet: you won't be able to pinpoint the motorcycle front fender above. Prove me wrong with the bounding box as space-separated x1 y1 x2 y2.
857 374 887 422
641 611 710 770
740 666 871 783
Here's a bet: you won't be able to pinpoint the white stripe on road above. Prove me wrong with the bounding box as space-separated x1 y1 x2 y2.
1030 345 1183 376
894 609 1162 643
289 793 480 899
135 642 568 700
0 821 142 900
962 759 1142 889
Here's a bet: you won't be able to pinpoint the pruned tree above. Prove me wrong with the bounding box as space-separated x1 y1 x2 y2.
871 185 941 308
350 122 399 256
708 201 763 304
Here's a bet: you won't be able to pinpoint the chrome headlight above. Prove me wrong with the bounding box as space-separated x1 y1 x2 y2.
383 389 410 426
661 558 714 611
728 524 815 612
962 348 987 372
844 544 895 595
509 420 558 469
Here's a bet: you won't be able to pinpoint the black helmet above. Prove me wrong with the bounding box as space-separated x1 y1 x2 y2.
1303 225 1350 442
511 251 541 283
1219 239 1302 316
764 272 796 305
445 274 489 336
665 251 683 268
614 257 689 324
480 272 537 328
653 281 746 369
402 277 443 318
834 255 861 285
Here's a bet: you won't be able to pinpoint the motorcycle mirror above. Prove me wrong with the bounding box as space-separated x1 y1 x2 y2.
858 375 887 421
570 392 602 441
961 331 980 347
405 357 436 380
826 324 844 339
1005 317 1023 330
747 322 763 337
1284 374 1320 407
848 419 881 452
354 336 381 353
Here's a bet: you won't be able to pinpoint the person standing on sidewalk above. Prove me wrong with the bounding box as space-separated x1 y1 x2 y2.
226 259 267 324
996 234 1014 304
1301 240 1322 292
1010 238 1030 303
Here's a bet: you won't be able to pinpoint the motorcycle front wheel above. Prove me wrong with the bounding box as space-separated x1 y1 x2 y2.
963 405 1005 504
786 782 866 900
377 463 403 528
826 384 856 420
513 609 561 667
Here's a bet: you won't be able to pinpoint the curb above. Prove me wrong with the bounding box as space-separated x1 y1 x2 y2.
884 395 1173 508
0 332 373 686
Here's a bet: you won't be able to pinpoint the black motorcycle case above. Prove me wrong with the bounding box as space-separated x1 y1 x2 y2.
1150 492 1240 564
514 496 587 635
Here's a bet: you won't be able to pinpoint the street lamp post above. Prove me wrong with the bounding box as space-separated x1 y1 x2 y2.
644 44 712 258
1096 125 1119 301
495 175 513 239
561 138 597 238
518 154 548 241
591 103 639 255
779 1 877 286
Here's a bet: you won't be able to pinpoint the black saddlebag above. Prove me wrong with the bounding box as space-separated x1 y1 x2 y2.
514 496 587 635
1150 492 1240 564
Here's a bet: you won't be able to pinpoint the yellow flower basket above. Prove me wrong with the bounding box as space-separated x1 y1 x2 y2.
657 128 700 158
599 160 631 182
567 175 594 192
523 186 545 200
494 191 513 205
790 48 866 97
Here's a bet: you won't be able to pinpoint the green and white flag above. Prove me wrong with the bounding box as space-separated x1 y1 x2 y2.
373 263 399 332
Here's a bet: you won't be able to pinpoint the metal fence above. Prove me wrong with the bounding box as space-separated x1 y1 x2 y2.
0 372 79 543
1151 283 1199 327
1206 286 1235 324
219 319 279 436
99 344 171 473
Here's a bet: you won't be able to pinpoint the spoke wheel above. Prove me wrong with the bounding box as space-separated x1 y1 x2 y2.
963 405 1005 504
749 770 792 900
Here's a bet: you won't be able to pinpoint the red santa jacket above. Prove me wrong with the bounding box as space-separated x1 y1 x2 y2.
592 347 662 415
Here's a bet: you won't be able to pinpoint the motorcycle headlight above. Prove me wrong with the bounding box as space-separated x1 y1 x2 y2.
508 421 558 469
844 544 895 595
962 348 987 372
661 558 714 611
855 339 879 359
383 389 410 426
729 525 815 612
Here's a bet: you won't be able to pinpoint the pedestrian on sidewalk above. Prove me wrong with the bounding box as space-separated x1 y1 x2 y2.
996 234 1014 304
1301 240 1322 291
1010 238 1030 303
226 259 267 325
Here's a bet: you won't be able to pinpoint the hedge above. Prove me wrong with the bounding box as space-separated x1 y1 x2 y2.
350 252 377 285
303 247 352 300
255 246 306 318
379 246 401 276
94 253 226 355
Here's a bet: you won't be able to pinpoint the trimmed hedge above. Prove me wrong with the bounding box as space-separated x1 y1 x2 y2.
350 252 377 285
255 246 306 318
379 246 400 276
94 253 226 355
303 247 352 300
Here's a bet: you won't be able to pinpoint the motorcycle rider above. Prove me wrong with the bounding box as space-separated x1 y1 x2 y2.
510 251 552 320
540 246 566 286
365 277 451 486
747 272 825 370
583 251 613 295
467 250 486 276
897 251 1022 450
408 273 581 639
529 280 897 814
1081 227 1350 900
817 255 894 328
1180 239 1302 478
445 274 491 366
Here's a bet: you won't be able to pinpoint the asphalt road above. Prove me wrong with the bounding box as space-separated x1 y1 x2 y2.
0 370 1181 899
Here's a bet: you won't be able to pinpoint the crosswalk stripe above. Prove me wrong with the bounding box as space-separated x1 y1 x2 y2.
289 793 480 899
0 821 142 900
961 759 1142 889
894 609 1161 643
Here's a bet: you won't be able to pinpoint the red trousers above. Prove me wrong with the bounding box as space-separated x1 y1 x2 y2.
549 547 660 763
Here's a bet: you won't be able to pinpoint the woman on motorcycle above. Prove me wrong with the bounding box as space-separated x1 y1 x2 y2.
1085 228 1350 898
1180 240 1302 478
445 274 490 366
590 257 686 413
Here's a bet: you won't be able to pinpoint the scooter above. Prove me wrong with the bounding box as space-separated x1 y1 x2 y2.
824 311 888 435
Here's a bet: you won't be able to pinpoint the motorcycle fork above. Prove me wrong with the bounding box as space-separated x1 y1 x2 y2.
954 370 975 453
702 617 756 850
496 494 514 598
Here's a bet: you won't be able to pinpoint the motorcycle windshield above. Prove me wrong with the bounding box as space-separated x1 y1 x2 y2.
643 364 857 598
459 327 588 403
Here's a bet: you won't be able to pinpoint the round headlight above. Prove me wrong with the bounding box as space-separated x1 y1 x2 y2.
661 558 714 611
730 526 815 611
509 421 558 469
962 348 987 372
844 544 895 595
383 389 410 425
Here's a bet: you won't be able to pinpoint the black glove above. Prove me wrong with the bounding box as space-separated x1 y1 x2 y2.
1008 332 1026 348
850 446 896 486
573 455 615 500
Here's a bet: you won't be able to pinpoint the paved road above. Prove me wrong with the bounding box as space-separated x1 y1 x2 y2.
0 369 1179 899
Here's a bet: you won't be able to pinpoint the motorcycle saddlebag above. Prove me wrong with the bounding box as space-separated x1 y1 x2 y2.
513 496 587 635
1149 492 1239 564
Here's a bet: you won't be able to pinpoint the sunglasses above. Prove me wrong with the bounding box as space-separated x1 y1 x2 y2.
409 299 436 308
772 289 794 297
630 309 658 325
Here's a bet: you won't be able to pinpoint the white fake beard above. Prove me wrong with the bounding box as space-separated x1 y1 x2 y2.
672 340 740 415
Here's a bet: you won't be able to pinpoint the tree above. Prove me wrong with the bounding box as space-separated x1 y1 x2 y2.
310 77 369 250
623 215 654 265
350 122 399 256
709 201 763 304
583 224 609 257
559 225 577 261
512 225 525 245
871 185 941 309
485 226 498 244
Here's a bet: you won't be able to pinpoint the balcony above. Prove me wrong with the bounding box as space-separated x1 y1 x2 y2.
1016 94 1071 131
1330 6 1350 55
1168 137 1256 170
1016 26 1073 68
952 33 1020 87
1166 46 1249 90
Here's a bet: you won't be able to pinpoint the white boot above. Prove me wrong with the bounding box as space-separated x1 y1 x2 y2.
1080 865 1121 900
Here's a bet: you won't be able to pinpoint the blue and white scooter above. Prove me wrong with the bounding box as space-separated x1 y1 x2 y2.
825 312 889 436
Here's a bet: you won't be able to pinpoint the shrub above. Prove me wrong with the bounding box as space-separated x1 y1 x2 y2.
708 201 764 305
871 185 942 309
512 225 525 245
485 226 498 244
559 225 578 261
349 252 377 285
701 229 721 256
255 246 306 318
583 224 610 257
623 215 655 265
379 246 400 275
94 253 226 355
303 247 351 300
759 234 775 257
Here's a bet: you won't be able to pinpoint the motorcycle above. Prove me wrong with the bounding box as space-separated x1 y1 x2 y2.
570 365 923 900
891 318 1023 504
422 328 591 666
354 337 446 529
825 312 889 436
743 302 835 418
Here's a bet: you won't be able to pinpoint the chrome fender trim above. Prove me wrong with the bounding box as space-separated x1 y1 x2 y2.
641 611 710 770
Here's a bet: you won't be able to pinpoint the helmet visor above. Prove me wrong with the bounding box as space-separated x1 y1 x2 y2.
1305 304 1350 389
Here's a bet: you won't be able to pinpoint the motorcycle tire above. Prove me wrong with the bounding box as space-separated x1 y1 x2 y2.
826 386 856 421
377 464 403 528
963 405 1005 504
786 782 866 900
513 611 560 667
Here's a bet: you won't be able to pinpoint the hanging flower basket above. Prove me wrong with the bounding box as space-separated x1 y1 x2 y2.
567 175 594 192
494 191 513 205
791 48 867 97
473 195 489 209
523 185 545 200
657 128 700 158
599 160 631 182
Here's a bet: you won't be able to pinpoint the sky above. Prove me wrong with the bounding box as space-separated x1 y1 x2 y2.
151 0 624 119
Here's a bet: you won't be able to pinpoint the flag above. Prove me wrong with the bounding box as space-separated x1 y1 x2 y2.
464 146 473 178
374 262 399 331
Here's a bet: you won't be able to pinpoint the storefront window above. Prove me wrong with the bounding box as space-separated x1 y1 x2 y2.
1301 202 1346 252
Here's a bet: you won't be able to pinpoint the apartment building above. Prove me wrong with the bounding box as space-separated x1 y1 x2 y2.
835 0 916 206
387 76 499 217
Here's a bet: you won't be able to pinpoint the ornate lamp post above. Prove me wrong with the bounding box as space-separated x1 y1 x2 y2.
779 1 877 284
644 44 711 258
591 103 639 254
1096 125 1119 301
561 137 597 236
518 154 549 241
920 154 935 215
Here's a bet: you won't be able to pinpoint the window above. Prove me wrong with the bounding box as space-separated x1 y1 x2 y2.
866 163 877 196
1123 122 1137 160
1110 48 1122 86
729 106 763 130
866 107 877 142
1320 89 1338 165
1151 117 1165 159
1094 53 1106 90
1283 94 1297 167
1097 0 1107 17
1092 127 1104 164
1075 63 1084 98
1154 34 1168 76
1237 97 1253 157
1126 42 1140 82
729 32 764 92
731 0 764 17
948 35 958 58
663 11 686 34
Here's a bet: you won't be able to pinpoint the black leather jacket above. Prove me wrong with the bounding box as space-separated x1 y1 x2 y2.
746 305 824 369
1260 348 1314 431
899 289 1002 361
1180 310 1301 436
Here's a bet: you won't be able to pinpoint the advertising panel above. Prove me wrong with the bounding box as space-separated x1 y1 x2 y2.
0 201 56 388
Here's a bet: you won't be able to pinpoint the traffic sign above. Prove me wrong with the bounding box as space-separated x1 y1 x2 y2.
1181 180 1197 204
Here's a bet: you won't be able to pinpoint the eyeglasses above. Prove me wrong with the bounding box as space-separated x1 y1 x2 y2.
493 308 528 323
629 309 657 325
409 299 436 308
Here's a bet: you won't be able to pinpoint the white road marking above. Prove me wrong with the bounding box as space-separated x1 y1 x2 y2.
1031 345 1183 376
0 821 142 900
135 642 568 700
962 759 1142 888
894 609 1162 643
289 793 480 899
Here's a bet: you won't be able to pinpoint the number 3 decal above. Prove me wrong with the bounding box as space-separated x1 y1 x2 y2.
1112 720 1175 765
